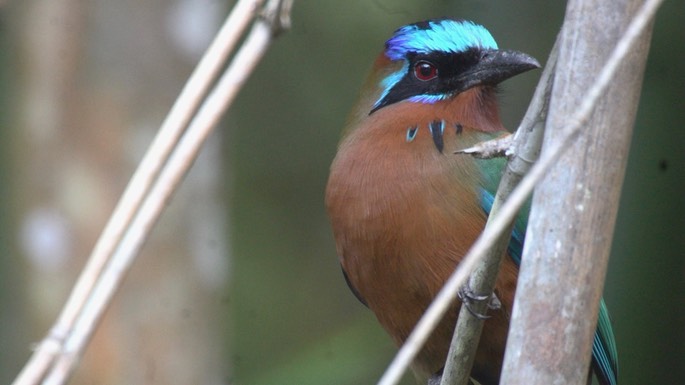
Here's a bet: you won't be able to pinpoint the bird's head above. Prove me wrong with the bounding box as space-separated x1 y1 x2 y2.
367 19 540 115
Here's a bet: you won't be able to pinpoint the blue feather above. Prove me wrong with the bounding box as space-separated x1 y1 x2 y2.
373 62 408 111
385 19 498 61
593 299 619 385
373 19 497 110
479 188 618 384
408 94 450 105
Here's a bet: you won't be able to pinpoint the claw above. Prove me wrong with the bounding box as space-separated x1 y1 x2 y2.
427 370 442 385
458 285 501 320
454 133 514 159
488 292 502 311
427 370 475 385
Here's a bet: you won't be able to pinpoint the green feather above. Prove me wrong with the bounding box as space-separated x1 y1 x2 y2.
476 156 618 384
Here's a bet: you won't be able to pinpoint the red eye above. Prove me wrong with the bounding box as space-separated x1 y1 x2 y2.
414 61 438 81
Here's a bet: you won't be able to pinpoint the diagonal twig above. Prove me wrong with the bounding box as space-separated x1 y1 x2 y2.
439 39 559 385
13 1 293 385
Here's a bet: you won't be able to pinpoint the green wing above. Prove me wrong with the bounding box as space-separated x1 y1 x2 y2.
477 158 618 385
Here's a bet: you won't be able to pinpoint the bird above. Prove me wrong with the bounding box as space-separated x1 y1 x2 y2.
325 18 618 385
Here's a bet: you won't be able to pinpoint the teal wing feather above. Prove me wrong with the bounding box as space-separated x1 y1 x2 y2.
476 159 618 384
592 299 619 385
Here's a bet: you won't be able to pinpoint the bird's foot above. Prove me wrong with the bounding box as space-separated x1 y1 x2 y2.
454 133 514 159
427 370 441 385
427 370 475 385
458 285 501 320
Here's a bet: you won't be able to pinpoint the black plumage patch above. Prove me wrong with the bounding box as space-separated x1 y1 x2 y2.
412 20 433 30
370 48 484 114
406 125 418 142
341 265 367 307
455 123 463 135
407 18 467 32
429 120 445 153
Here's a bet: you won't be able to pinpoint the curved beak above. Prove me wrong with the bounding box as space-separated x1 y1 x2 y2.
454 49 540 91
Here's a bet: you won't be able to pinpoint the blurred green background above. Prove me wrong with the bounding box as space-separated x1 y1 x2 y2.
1 1 683 384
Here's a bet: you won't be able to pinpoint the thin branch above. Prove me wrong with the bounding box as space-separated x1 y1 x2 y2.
454 134 514 159
377 0 662 383
439 40 559 385
12 1 293 384
44 7 291 385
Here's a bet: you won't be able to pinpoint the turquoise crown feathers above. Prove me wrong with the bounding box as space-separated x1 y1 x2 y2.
384 19 498 61
372 19 499 111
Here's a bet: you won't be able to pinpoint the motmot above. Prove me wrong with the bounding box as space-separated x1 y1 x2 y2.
325 19 618 385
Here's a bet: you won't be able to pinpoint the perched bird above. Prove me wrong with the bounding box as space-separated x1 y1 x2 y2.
325 19 618 385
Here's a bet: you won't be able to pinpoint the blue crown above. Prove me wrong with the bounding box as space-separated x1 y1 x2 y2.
385 19 498 61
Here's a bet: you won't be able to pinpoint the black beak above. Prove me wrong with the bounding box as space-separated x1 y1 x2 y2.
453 49 540 91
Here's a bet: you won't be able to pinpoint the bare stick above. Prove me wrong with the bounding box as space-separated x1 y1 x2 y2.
499 0 658 383
40 4 291 384
439 40 558 385
377 0 662 383
12 1 293 384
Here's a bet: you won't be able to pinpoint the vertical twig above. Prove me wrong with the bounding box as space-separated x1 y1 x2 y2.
500 0 659 384
439 41 559 385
